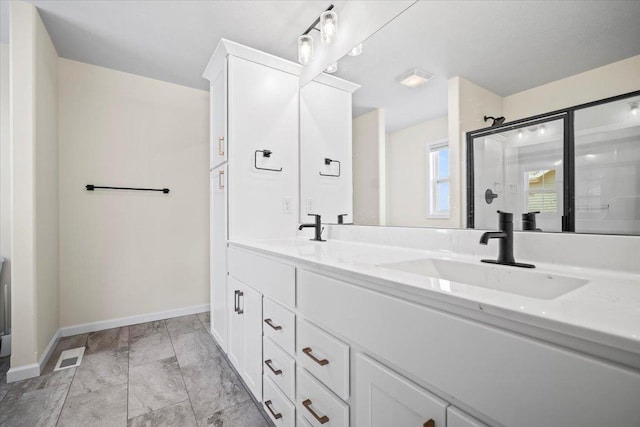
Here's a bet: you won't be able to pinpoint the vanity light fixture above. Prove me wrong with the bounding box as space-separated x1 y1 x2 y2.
298 35 314 65
347 43 363 56
320 10 338 44
484 115 506 127
397 68 434 88
298 4 335 65
325 62 338 73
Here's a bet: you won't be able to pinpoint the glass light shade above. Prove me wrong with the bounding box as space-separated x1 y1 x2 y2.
320 10 338 44
298 35 314 65
325 62 338 74
347 43 363 57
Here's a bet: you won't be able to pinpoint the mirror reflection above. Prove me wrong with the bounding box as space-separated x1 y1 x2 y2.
299 0 640 235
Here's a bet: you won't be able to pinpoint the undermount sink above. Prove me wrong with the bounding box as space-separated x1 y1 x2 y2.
378 258 588 299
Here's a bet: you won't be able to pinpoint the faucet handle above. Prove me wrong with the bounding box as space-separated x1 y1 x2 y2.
337 214 348 224
307 213 321 219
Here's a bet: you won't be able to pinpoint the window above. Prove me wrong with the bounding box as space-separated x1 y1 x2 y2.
526 169 557 212
427 140 450 218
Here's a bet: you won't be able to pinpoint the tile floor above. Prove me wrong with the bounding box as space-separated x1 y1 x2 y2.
0 312 273 426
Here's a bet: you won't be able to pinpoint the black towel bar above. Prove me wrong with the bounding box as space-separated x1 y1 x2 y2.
86 185 170 194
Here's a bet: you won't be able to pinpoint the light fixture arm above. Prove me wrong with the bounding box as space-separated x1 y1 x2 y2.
302 4 334 36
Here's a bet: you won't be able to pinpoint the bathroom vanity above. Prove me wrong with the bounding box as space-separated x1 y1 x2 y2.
203 35 640 427
224 230 640 427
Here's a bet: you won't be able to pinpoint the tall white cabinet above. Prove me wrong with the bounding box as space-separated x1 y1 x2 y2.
204 39 300 402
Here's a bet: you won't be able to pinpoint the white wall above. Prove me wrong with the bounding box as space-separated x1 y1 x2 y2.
353 109 386 225
0 42 10 335
386 116 448 227
58 58 209 327
9 1 59 379
503 55 640 121
449 77 504 228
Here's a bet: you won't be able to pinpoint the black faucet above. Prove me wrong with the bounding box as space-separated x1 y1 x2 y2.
337 214 348 224
479 210 535 268
299 214 325 241
522 211 542 231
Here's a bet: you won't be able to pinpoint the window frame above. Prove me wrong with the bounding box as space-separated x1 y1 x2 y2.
426 138 450 219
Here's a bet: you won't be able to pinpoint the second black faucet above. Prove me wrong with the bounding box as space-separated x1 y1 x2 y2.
299 214 325 241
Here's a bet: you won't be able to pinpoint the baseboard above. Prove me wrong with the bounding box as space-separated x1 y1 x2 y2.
39 328 61 372
60 304 210 337
6 363 40 383
6 327 61 383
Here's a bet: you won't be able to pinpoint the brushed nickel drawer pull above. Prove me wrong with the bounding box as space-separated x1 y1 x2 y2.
424 420 435 427
218 169 225 189
302 347 329 366
264 318 282 330
264 359 282 375
264 400 282 420
218 136 225 156
302 399 329 424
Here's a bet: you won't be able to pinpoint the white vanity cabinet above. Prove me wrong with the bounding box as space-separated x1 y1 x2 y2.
355 353 447 427
209 65 227 169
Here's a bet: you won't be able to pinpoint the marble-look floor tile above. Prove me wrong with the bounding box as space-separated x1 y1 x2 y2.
3 366 76 400
58 383 128 427
0 356 10 402
128 356 188 419
181 356 250 422
172 329 222 368
68 348 128 397
129 320 166 340
165 315 203 337
129 330 175 368
0 381 10 403
201 399 270 427
196 311 210 328
0 383 69 427
86 327 129 354
127 400 197 427
42 334 88 374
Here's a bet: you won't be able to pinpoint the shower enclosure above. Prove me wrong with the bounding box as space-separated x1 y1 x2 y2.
467 90 640 235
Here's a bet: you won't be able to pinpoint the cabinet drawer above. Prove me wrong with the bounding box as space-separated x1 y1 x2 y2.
264 336 295 401
297 368 348 427
297 320 349 400
356 353 447 427
296 416 313 427
264 297 296 355
264 376 295 427
447 407 488 427
228 247 295 307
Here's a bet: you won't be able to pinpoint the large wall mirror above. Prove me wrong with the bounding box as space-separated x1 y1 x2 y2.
299 1 640 235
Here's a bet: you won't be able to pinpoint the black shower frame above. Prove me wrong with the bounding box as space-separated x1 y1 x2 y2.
466 89 640 232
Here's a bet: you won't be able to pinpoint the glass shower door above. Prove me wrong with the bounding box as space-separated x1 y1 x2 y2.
470 116 566 232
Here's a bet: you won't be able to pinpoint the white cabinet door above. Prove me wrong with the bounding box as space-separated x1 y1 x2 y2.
210 65 227 169
447 407 488 427
227 277 245 371
242 283 263 401
210 164 227 352
355 353 447 427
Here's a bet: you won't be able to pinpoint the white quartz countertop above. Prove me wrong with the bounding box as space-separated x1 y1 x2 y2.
229 237 640 361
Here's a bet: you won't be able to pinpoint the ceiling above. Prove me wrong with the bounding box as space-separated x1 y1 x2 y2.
0 0 340 90
1 1 639 133
334 1 640 132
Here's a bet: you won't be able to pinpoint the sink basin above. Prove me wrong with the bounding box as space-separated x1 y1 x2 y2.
378 258 588 299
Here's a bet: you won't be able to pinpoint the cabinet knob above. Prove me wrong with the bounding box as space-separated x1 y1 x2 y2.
302 399 329 424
